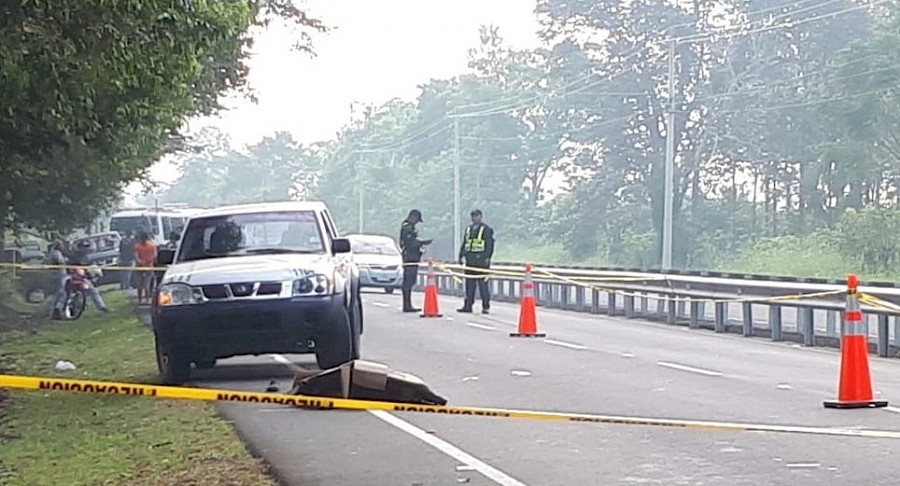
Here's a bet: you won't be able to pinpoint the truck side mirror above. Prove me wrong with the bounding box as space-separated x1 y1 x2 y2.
156 249 175 266
331 238 351 255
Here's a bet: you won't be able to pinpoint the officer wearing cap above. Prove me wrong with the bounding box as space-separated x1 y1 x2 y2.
457 209 495 314
399 209 432 312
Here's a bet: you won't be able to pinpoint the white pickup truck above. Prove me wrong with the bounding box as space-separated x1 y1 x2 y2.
150 201 363 385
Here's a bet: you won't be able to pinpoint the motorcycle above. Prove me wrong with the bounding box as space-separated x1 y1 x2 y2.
62 266 102 320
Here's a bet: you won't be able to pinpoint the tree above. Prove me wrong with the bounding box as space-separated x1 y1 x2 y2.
0 1 323 237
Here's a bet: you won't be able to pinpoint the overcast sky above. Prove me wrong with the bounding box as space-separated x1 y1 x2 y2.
132 0 542 196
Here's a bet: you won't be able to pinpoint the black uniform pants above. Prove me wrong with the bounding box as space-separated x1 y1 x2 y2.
402 264 419 291
463 259 490 309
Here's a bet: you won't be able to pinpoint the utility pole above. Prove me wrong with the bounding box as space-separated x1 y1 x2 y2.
357 156 365 233
662 39 676 271
453 118 461 259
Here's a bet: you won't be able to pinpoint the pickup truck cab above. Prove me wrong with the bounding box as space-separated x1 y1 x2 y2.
151 201 362 385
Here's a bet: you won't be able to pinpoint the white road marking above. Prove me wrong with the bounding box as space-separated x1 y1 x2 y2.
371 302 390 308
369 410 529 486
884 406 900 415
466 322 496 331
621 352 635 358
271 353 526 484
657 361 723 377
543 339 587 350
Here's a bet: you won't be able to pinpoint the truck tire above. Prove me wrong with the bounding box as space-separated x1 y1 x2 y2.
155 336 191 385
315 308 355 370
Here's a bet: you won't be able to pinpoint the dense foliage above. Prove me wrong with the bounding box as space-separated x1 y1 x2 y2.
0 0 323 237
154 1 900 277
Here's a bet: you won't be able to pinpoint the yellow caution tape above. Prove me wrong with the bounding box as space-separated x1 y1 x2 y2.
1 373 899 439
535 267 844 306
860 293 900 313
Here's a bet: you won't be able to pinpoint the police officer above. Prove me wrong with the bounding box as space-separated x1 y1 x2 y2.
457 209 495 314
399 209 432 313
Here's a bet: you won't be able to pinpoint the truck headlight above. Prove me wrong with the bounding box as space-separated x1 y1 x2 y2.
157 283 197 306
293 274 333 296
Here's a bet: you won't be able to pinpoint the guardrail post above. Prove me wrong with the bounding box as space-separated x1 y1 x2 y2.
574 285 585 312
895 316 900 345
689 300 701 329
770 305 783 341
826 311 837 337
608 292 617 317
667 297 677 325
714 302 726 333
624 294 636 318
801 307 815 347
878 314 890 357
533 281 542 305
590 289 600 314
640 294 648 315
560 284 570 309
656 298 665 317
742 302 753 337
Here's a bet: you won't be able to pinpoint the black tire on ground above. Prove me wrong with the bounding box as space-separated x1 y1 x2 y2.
25 287 47 304
315 307 356 370
155 336 191 385
194 359 217 370
384 288 394 294
64 290 86 320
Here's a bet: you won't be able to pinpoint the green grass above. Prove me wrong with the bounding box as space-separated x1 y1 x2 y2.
0 291 274 486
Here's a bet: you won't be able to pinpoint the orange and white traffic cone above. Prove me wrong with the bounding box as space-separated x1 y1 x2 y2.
420 259 443 318
511 263 546 338
824 274 888 409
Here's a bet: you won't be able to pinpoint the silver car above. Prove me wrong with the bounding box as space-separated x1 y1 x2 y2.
347 234 403 294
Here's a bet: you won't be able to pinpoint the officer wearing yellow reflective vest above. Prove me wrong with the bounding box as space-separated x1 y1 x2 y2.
457 209 495 314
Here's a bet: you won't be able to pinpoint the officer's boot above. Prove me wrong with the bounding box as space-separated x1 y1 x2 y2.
402 289 420 313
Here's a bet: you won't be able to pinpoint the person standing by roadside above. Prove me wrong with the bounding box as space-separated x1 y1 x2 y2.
133 232 157 305
398 209 432 313
457 209 495 314
48 240 68 320
118 230 135 290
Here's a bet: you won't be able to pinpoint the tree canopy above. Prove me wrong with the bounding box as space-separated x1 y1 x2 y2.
150 0 900 274
0 0 323 236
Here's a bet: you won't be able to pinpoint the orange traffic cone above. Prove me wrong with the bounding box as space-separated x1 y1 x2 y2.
511 263 546 338
420 259 443 318
824 274 888 409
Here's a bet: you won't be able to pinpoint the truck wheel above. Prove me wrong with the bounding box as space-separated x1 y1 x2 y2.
315 308 355 370
155 336 191 385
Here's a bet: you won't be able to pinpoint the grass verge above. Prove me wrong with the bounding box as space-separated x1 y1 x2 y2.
0 290 274 486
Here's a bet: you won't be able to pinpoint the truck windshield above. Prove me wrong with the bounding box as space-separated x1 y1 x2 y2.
177 211 325 262
110 216 154 236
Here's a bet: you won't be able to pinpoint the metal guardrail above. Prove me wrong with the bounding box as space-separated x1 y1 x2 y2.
416 262 900 359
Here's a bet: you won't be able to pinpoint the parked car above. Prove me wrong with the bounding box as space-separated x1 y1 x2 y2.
151 201 362 384
1 245 45 265
346 234 403 294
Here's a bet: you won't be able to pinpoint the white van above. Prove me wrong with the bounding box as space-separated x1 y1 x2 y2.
109 208 186 243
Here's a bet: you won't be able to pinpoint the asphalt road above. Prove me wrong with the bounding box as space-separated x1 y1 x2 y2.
136 290 900 486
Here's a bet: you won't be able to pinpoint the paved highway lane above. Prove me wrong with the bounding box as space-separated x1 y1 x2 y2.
135 292 900 485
